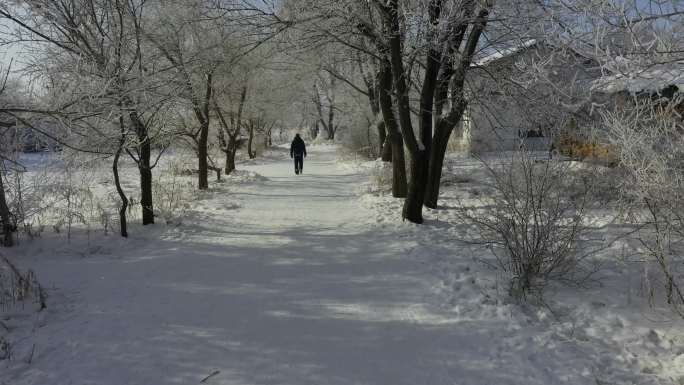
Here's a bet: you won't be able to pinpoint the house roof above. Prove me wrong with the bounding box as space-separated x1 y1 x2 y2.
591 62 684 94
473 39 539 66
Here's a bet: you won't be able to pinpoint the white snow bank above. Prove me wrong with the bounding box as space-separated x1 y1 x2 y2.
225 169 268 183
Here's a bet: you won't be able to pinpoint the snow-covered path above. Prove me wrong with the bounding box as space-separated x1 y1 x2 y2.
4 146 469 385
6 146 682 385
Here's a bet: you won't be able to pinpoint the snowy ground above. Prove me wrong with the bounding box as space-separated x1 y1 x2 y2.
2 146 684 385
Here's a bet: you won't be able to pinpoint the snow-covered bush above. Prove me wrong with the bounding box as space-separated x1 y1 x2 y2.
0 255 45 312
153 165 195 226
0 255 45 363
459 151 597 300
368 161 393 194
605 97 684 316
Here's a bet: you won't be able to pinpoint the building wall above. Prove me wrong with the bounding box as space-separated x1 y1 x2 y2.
461 44 601 153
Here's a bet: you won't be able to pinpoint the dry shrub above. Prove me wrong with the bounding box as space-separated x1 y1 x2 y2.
556 135 619 166
368 161 393 193
459 151 599 300
153 166 195 225
0 255 45 312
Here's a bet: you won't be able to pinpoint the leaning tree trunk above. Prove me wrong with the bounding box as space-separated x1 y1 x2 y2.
113 146 129 238
0 164 13 247
424 104 467 208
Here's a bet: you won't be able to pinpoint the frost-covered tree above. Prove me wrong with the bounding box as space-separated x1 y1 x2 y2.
0 0 174 235
144 0 285 189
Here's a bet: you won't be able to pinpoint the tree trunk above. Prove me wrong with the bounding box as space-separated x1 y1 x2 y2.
197 73 213 190
385 3 423 222
425 109 466 208
424 126 452 209
377 57 407 198
131 112 154 225
248 121 256 159
401 0 444 223
0 164 13 247
265 126 273 148
389 131 407 197
403 151 429 223
113 147 128 238
381 135 393 162
139 165 153 224
376 119 389 159
225 139 237 175
198 121 209 190
210 166 221 181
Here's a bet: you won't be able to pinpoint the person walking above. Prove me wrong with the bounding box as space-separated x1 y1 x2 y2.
290 133 307 175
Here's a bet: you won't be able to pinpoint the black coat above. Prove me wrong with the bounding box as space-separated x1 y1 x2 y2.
290 136 307 157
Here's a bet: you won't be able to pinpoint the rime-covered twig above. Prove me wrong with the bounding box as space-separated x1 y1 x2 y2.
199 370 220 383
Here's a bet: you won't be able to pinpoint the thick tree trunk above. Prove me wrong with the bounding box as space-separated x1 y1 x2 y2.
139 165 153 224
403 151 429 223
248 121 256 159
385 3 424 223
198 122 209 190
389 132 407 197
225 141 237 175
197 73 213 190
377 58 407 198
0 164 13 247
425 108 466 208
131 112 154 225
401 0 444 223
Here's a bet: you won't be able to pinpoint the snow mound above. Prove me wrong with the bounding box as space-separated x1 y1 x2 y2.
226 169 268 183
309 136 335 146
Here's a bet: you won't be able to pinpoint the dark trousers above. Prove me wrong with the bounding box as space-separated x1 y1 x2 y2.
294 155 304 173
